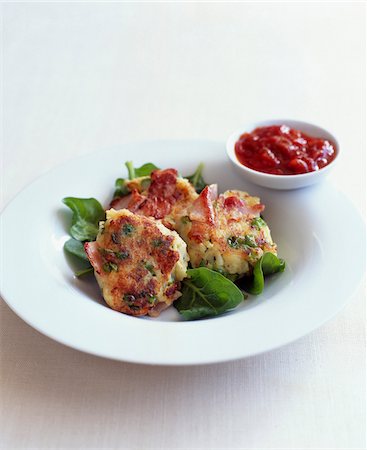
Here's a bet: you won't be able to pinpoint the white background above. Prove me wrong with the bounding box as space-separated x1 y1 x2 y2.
1 2 365 449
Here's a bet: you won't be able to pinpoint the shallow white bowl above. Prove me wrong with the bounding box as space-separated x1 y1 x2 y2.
1 140 364 365
226 119 340 190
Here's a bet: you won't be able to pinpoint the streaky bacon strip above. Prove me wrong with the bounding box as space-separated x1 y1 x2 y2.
189 184 217 225
222 195 264 217
223 196 245 209
127 190 148 212
138 197 172 219
109 194 132 210
109 169 180 219
84 242 103 275
149 169 179 199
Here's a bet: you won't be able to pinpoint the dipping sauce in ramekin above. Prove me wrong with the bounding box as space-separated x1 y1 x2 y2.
226 120 340 190
235 125 337 176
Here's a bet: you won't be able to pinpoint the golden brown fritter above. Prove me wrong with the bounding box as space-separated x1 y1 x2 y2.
85 209 188 317
177 185 277 277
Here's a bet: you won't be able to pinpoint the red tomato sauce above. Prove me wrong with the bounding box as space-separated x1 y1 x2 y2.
235 125 336 175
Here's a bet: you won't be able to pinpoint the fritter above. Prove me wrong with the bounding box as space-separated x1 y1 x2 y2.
177 185 277 277
85 209 188 317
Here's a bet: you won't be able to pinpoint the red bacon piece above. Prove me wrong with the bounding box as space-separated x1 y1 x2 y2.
110 169 181 220
109 194 132 210
127 190 148 212
149 169 179 200
222 194 264 217
128 169 180 219
224 196 245 209
84 242 103 275
189 184 217 225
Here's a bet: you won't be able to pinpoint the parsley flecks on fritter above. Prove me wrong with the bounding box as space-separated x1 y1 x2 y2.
85 209 188 317
177 185 277 277
110 169 198 230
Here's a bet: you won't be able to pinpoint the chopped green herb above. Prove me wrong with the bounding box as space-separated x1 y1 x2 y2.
152 238 164 248
101 248 129 261
180 215 191 225
144 262 156 275
227 235 257 249
103 262 118 272
147 294 156 304
100 248 114 256
244 235 257 248
227 236 236 248
251 217 266 229
116 250 129 260
122 223 135 236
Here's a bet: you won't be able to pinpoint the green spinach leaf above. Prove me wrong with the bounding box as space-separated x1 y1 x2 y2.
242 252 285 295
62 197 105 241
113 178 130 198
134 162 159 177
125 161 159 180
63 238 93 277
64 238 90 261
185 162 207 193
113 162 159 198
75 267 94 277
215 268 242 284
174 267 244 320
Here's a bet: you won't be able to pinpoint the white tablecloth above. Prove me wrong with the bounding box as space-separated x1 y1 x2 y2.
1 3 365 449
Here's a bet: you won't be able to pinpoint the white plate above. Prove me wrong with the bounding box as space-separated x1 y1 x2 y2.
1 141 365 365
